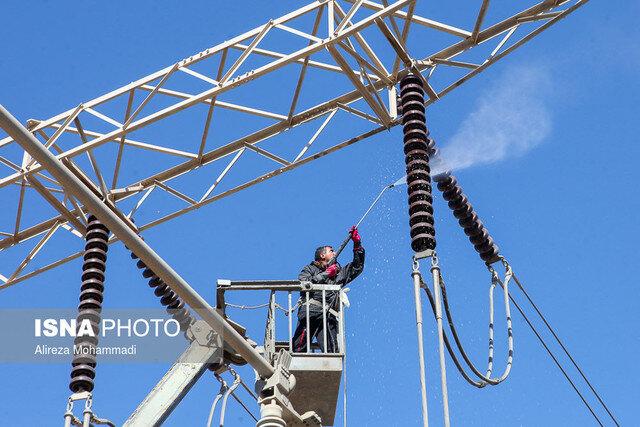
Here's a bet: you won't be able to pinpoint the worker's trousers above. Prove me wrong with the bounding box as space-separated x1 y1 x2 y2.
292 308 338 353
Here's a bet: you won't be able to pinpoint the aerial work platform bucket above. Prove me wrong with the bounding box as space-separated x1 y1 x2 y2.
287 352 343 425
216 279 346 426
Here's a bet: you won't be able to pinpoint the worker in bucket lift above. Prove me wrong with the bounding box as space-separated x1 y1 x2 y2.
292 226 365 353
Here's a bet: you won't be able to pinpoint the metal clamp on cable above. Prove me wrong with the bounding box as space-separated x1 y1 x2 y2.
430 252 439 269
412 257 420 274
64 392 115 427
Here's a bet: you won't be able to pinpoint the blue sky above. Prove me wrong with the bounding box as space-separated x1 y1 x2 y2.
0 1 638 425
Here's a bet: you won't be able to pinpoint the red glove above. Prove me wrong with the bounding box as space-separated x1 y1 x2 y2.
350 226 361 246
326 263 340 279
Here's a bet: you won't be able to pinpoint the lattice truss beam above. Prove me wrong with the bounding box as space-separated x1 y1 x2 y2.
0 0 587 288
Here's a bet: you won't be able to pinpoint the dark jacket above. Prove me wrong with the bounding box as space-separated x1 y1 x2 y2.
298 245 365 314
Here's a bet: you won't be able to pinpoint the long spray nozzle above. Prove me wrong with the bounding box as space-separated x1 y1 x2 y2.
331 176 407 263
390 175 407 187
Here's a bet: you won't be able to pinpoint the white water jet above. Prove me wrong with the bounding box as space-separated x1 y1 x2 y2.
432 64 553 175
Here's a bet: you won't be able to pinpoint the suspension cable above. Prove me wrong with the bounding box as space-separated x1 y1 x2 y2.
227 367 259 422
229 367 258 401
422 280 487 388
413 256 452 426
511 274 619 426
208 370 258 427
207 376 228 427
432 260 513 385
219 371 242 426
225 300 301 314
486 263 514 381
424 267 606 425
501 281 605 426
418 261 514 387
225 302 271 310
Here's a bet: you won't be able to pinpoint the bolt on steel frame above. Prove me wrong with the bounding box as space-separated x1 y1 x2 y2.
0 0 588 290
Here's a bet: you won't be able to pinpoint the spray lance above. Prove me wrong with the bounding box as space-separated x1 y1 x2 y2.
329 175 407 265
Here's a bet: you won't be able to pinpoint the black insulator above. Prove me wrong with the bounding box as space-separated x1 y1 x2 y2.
130 246 195 332
85 236 108 251
81 267 105 282
154 283 170 297
69 367 96 393
70 215 109 393
434 174 501 264
400 73 435 253
458 212 478 229
453 204 474 221
148 276 162 288
83 247 107 262
81 279 104 294
469 229 490 246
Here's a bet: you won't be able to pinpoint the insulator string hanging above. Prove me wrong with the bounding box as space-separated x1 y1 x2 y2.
418 263 514 388
129 231 246 368
436 265 513 385
415 128 500 264
400 73 436 253
69 214 109 393
421 275 487 389
130 250 195 331
433 173 500 264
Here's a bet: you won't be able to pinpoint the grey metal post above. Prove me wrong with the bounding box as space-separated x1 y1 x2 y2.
82 407 92 427
340 290 348 427
206 381 226 427
63 409 73 427
431 263 450 427
288 291 293 351
219 375 241 427
0 105 274 379
412 265 429 427
305 292 311 353
322 288 327 352
338 292 345 353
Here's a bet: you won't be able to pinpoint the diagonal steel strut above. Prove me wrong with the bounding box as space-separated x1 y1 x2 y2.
0 105 274 378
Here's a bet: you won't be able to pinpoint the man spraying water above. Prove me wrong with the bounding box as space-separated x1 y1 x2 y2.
292 226 365 353
290 175 407 353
